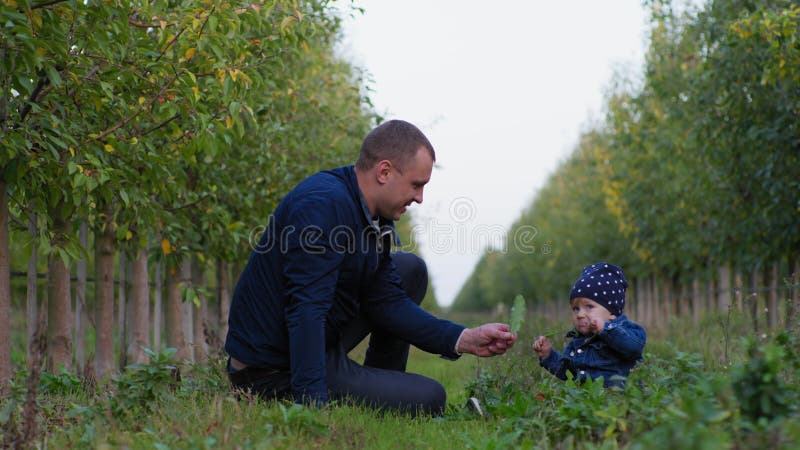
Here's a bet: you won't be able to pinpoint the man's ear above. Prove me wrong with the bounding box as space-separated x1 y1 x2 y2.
376 160 392 184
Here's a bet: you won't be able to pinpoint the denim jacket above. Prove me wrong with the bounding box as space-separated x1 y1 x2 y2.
539 314 646 387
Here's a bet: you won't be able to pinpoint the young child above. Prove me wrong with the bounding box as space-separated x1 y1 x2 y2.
532 262 646 388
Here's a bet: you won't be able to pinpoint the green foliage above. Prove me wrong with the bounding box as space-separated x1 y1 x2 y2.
275 402 329 436
110 347 181 417
462 322 800 449
2 0 375 272
39 368 82 395
2 312 796 449
452 0 800 312
732 333 798 424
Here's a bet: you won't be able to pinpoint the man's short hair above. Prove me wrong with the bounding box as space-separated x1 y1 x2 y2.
355 120 435 171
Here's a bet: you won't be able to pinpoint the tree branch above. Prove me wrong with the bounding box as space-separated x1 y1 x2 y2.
83 72 181 144
196 5 216 40
141 112 181 137
30 0 69 9
82 53 155 86
193 53 278 77
154 27 187 64
16 75 49 124
8 211 26 230
128 17 177 29
153 194 211 213
0 48 7 129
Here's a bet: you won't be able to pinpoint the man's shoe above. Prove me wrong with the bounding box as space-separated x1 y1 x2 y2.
465 397 485 417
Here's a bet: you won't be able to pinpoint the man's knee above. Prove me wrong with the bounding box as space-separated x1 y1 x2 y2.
413 378 446 416
393 252 428 305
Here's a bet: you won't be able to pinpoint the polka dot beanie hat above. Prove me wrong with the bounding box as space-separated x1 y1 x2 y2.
569 262 628 316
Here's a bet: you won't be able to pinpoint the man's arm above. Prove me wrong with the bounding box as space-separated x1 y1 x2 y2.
363 257 516 358
282 201 345 405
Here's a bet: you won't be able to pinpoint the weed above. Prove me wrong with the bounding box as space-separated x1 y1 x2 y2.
276 402 329 436
732 333 798 425
110 347 181 418
39 369 82 395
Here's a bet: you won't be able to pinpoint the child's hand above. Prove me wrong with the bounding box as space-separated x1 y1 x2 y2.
589 314 615 334
589 318 606 334
532 335 552 359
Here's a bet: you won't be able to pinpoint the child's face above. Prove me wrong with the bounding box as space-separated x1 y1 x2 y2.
571 297 616 335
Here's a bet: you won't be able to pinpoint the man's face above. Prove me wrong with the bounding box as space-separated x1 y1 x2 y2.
379 147 433 221
570 297 615 335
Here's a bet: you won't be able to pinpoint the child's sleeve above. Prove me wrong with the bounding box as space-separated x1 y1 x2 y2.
539 347 568 380
597 318 646 359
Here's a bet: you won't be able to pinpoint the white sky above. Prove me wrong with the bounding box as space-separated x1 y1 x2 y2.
337 1 649 307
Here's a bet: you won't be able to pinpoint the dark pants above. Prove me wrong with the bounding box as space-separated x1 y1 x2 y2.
229 252 447 416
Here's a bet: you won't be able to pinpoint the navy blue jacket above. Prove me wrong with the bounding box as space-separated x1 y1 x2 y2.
539 314 646 387
225 165 465 403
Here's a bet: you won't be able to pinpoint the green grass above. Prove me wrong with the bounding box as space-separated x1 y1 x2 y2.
3 307 800 449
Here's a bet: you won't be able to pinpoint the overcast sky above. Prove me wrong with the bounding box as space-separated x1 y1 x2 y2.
337 1 649 307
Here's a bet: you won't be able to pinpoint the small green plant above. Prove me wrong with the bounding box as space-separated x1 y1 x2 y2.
110 347 181 417
39 368 83 395
276 403 328 436
732 334 798 425
555 375 609 440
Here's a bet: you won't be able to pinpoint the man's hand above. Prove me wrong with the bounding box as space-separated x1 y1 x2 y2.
457 323 517 357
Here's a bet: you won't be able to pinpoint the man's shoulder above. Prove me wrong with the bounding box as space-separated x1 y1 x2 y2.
279 166 359 224
291 166 355 199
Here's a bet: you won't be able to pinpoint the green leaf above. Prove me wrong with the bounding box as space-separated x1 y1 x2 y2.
45 64 62 87
509 294 526 335
14 73 34 96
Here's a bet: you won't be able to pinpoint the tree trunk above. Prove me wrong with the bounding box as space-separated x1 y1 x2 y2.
788 257 798 331
191 256 207 361
153 260 163 353
94 217 115 380
717 264 732 312
767 263 778 329
165 260 187 361
26 211 39 365
117 252 127 369
74 221 88 374
635 278 646 326
47 234 73 371
0 181 11 390
677 279 688 318
691 273 701 325
734 269 744 312
217 260 230 346
661 275 671 327
705 267 715 314
127 247 150 364
181 256 194 362
750 270 760 333
646 274 656 328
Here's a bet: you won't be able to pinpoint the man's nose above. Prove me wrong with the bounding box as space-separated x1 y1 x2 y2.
414 188 424 204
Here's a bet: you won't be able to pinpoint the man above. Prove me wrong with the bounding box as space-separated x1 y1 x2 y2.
225 119 517 416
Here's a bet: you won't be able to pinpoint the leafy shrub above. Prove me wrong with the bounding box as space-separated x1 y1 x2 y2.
39 369 83 395
110 347 181 418
732 333 799 425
